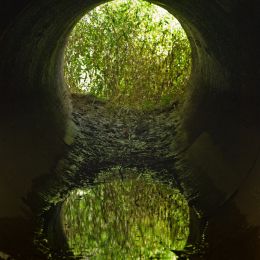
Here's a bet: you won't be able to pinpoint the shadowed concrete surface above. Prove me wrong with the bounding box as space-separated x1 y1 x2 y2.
0 0 260 259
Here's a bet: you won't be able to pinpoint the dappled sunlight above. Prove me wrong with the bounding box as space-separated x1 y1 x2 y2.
64 0 191 110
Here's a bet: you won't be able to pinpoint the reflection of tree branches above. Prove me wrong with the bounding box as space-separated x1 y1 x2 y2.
62 168 190 258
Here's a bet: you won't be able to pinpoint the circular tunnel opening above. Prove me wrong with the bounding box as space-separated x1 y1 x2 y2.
2 0 253 258
63 0 192 111
59 3 194 255
30 2 200 257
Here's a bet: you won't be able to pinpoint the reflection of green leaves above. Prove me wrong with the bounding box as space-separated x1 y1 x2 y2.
64 0 191 110
62 167 190 258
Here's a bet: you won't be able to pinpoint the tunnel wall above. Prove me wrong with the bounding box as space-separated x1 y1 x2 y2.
0 0 260 258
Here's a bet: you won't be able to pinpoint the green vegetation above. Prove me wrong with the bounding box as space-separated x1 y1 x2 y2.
64 0 191 110
62 167 190 259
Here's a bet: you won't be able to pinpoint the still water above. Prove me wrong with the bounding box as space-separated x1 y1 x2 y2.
62 168 190 259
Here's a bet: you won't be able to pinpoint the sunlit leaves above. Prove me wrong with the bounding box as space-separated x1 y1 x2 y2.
62 167 190 258
64 0 191 110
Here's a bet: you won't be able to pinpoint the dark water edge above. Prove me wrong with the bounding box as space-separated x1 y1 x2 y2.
25 167 208 260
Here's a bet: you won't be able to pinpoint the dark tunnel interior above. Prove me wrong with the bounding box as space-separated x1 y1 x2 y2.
0 0 260 259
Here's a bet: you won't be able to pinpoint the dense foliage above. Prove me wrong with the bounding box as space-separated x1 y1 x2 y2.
64 0 191 110
62 167 190 258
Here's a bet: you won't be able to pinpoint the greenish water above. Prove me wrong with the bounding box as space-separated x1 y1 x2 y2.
62 168 190 259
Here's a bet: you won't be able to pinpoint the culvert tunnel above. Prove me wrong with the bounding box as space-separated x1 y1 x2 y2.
0 0 260 259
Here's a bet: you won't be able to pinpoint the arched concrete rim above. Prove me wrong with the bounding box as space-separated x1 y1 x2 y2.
0 0 260 258
0 0 256 214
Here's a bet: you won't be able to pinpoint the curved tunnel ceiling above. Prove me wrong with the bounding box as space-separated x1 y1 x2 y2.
0 0 260 259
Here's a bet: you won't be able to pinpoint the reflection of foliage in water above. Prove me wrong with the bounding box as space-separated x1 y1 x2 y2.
62 167 190 259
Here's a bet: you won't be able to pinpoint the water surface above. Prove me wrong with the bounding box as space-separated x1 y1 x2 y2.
62 168 190 259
